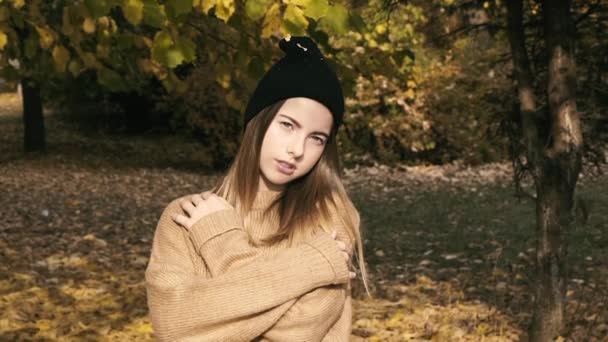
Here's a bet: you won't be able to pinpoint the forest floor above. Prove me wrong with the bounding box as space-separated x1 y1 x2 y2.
1 92 607 341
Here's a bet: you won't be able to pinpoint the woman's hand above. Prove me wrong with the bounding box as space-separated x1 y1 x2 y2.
331 230 356 280
172 191 233 230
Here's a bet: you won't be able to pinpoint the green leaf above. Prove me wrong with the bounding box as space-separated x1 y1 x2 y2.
394 48 415 64
0 64 20 81
68 60 84 77
310 30 329 49
166 0 192 19
174 36 196 62
247 55 265 79
143 0 166 27
282 4 308 36
85 0 114 18
166 47 185 68
24 36 39 59
151 31 173 65
245 0 271 21
116 33 134 49
319 3 348 35
0 7 9 21
303 0 328 20
98 67 126 92
122 0 144 25
348 12 366 33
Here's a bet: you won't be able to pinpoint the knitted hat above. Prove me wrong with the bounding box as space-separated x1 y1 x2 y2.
243 36 344 130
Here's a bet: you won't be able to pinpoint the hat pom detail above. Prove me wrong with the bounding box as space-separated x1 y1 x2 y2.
279 36 324 60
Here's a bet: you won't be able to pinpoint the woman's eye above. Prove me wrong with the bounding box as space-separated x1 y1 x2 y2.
312 136 326 145
280 121 293 130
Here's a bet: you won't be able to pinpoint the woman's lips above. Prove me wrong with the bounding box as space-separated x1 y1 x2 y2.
276 160 295 175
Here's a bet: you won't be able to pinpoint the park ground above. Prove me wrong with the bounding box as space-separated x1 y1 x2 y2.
1 92 607 341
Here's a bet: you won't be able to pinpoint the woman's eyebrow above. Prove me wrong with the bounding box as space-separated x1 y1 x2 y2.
278 114 330 138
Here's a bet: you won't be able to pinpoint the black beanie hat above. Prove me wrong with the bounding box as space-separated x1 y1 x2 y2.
243 36 344 130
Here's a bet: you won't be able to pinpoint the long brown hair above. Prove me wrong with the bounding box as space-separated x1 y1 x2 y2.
213 100 370 296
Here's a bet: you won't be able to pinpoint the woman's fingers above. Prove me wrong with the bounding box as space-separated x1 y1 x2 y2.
330 230 353 263
191 194 204 206
181 200 196 216
336 240 346 250
172 213 189 228
341 251 350 262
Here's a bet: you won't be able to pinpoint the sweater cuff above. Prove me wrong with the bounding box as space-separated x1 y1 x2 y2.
302 234 350 285
188 209 244 250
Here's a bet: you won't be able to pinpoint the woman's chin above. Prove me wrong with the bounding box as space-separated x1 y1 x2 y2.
260 169 293 190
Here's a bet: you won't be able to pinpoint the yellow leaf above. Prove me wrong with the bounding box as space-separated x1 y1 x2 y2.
387 311 405 328
476 322 490 335
216 69 231 89
0 30 7 50
123 0 144 25
405 88 415 99
10 0 25 10
82 17 96 34
96 43 110 58
136 322 154 333
281 4 308 36
215 0 235 22
225 90 243 110
35 26 55 49
375 23 386 35
52 45 71 72
62 7 75 35
36 319 53 331
68 60 83 76
81 52 98 68
262 2 281 38
97 16 111 29
200 0 217 14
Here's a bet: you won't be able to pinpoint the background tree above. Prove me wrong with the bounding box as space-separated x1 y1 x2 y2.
1 0 409 153
506 0 583 339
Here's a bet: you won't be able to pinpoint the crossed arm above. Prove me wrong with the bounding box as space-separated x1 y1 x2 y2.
145 197 353 341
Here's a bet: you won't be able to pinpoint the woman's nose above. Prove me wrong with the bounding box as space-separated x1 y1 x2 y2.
287 136 305 158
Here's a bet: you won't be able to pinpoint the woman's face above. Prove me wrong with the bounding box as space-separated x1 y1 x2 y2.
259 97 333 192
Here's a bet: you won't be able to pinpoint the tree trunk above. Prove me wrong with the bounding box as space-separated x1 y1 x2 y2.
531 0 582 340
21 78 46 152
506 0 583 340
506 0 540 166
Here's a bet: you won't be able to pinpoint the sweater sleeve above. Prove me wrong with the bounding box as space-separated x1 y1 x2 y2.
260 285 347 341
259 197 358 341
145 199 350 341
321 288 353 341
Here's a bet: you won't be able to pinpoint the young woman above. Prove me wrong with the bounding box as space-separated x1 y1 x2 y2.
145 36 369 341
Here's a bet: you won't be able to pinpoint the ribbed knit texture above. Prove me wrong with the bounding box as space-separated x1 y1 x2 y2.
145 190 354 341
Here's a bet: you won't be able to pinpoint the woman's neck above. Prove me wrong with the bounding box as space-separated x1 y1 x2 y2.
251 189 283 210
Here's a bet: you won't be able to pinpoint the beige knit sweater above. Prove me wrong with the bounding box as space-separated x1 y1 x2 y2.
145 190 355 341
